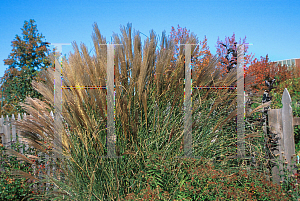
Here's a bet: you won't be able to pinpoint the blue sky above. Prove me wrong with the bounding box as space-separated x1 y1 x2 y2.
1 0 299 80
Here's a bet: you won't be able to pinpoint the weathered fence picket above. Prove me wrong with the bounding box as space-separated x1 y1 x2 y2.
267 88 300 185
0 112 56 193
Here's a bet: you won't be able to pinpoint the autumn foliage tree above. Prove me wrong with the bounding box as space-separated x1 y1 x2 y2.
244 54 293 93
166 25 213 82
215 33 254 81
1 19 53 116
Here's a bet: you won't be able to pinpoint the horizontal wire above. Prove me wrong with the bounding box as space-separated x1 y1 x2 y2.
60 86 240 89
61 86 108 89
193 87 237 89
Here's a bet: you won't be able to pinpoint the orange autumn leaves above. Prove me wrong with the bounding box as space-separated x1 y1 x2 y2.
244 55 294 93
168 25 213 81
167 26 297 96
167 27 256 89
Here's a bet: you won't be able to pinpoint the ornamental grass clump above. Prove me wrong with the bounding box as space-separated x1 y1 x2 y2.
1 23 296 200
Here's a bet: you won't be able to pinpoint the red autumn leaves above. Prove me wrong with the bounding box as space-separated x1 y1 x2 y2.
244 55 294 93
169 25 295 95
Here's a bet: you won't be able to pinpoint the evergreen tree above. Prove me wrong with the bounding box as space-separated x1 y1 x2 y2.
1 19 54 116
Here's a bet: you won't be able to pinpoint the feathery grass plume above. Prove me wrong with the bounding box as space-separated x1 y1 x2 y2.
2 23 280 200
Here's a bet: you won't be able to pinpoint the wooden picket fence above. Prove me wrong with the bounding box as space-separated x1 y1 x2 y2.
0 111 59 194
265 88 300 185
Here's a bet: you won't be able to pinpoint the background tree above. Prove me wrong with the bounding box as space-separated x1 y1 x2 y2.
166 25 213 82
215 33 254 92
244 55 293 93
1 19 54 117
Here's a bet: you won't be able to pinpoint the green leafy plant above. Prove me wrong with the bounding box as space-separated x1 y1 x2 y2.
0 141 47 200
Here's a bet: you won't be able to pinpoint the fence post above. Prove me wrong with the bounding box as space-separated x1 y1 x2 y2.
17 113 23 154
0 115 3 145
3 115 10 148
281 88 297 177
11 114 16 145
183 44 192 158
3 115 7 147
268 108 284 185
54 50 63 160
50 110 58 191
23 113 29 153
100 44 121 159
237 44 245 159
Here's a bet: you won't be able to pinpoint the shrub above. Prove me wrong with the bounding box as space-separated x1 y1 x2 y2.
0 142 45 200
120 157 292 200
